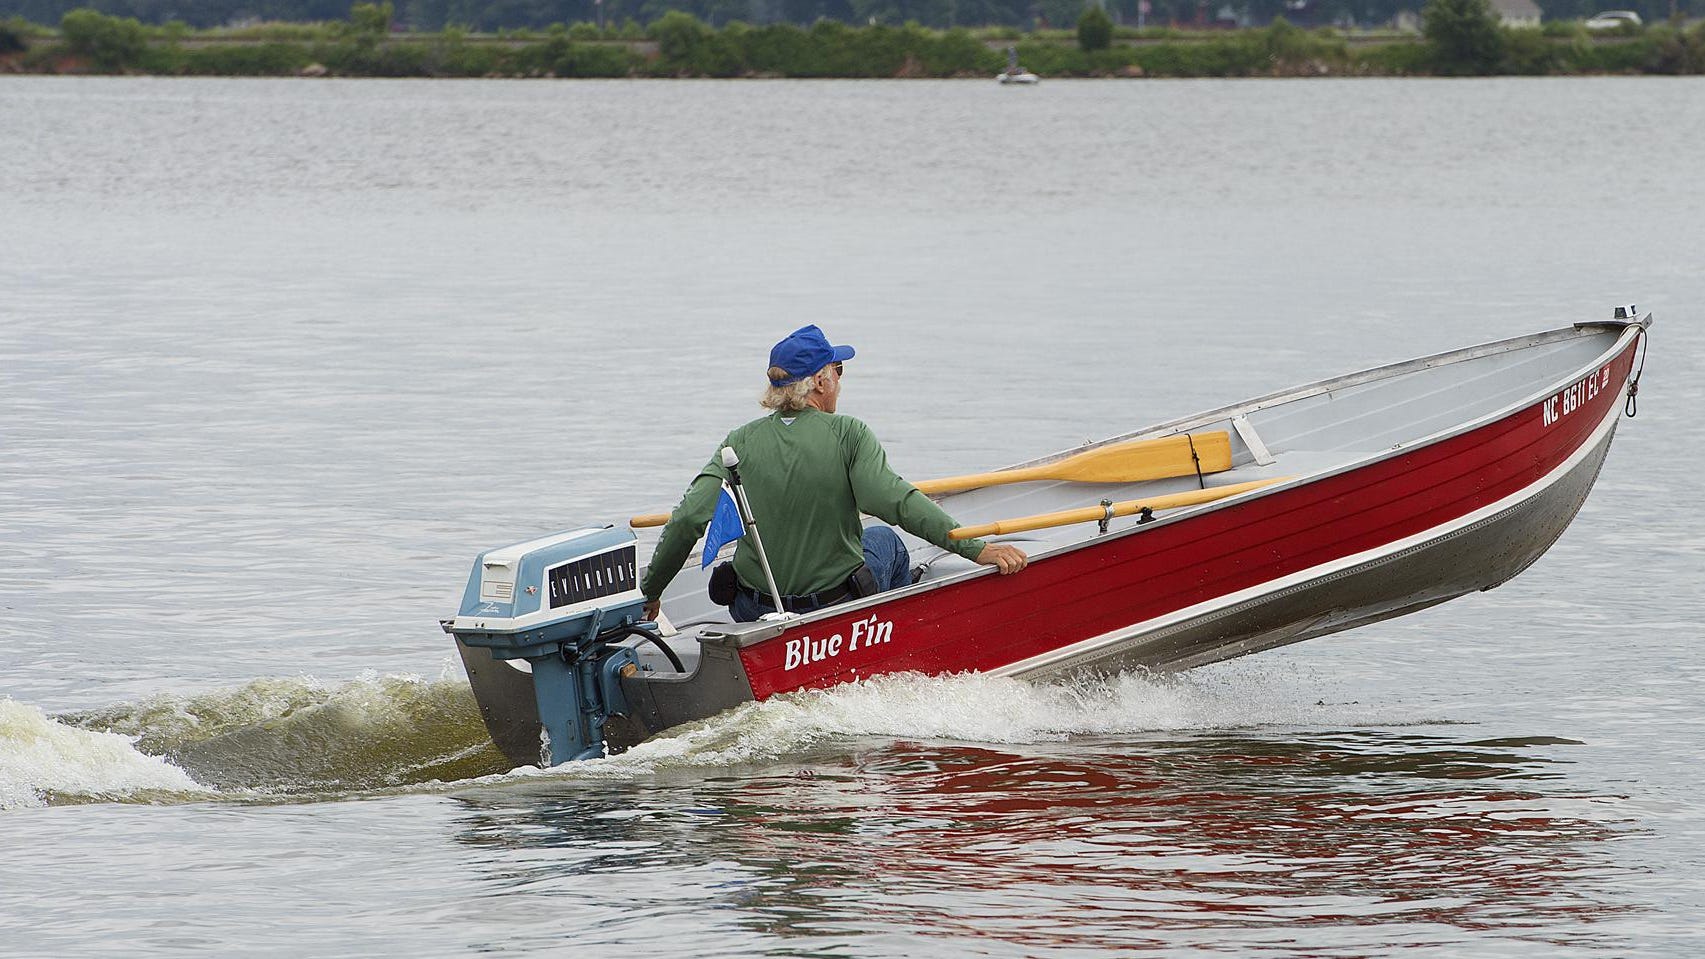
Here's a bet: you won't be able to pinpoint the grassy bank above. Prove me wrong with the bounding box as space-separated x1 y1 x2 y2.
4 7 1703 77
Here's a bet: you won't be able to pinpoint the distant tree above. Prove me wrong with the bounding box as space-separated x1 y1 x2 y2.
1077 2 1110 49
349 0 394 31
1648 20 1705 73
1422 0 1504 74
59 8 146 69
650 8 704 56
1 16 32 52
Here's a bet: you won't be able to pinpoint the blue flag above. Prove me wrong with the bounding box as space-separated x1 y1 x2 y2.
701 484 744 568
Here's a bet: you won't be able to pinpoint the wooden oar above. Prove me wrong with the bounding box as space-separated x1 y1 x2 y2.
947 476 1290 541
629 431 1233 528
915 431 1231 496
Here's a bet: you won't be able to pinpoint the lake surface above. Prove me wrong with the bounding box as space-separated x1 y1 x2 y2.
2 76 1703 956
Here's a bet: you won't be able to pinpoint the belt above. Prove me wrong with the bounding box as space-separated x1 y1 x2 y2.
738 580 853 613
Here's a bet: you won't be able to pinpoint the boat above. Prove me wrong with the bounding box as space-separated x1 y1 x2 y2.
997 45 1039 84
444 311 1651 768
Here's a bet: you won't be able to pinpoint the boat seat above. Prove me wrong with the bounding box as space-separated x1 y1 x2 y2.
1231 415 1277 466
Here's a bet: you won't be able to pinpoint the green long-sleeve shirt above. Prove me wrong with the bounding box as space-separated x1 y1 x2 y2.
640 408 987 601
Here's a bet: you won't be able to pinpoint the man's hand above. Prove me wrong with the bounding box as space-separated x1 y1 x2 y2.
644 599 661 621
975 543 1028 574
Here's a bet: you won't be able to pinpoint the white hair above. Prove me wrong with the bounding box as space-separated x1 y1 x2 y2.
759 366 819 412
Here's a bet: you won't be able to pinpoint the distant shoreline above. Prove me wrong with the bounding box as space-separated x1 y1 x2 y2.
4 9 1701 79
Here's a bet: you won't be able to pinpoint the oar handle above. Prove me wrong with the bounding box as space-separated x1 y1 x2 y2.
913 467 1043 496
631 512 670 528
948 477 1289 540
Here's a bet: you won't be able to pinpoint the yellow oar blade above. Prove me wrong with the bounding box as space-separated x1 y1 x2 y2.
915 432 1232 497
948 476 1289 541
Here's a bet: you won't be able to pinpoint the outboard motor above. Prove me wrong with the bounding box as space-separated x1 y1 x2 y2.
442 525 654 766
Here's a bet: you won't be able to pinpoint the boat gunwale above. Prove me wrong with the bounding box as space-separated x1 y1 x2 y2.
989 378 1630 680
696 318 1648 649
1012 318 1648 471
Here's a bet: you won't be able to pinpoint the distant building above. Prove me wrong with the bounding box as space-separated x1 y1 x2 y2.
1488 0 1542 26
1215 3 1247 27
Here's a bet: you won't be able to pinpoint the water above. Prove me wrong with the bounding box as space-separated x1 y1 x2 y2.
2 76 1703 955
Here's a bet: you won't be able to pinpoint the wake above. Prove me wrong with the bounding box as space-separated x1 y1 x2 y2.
2 663 1405 809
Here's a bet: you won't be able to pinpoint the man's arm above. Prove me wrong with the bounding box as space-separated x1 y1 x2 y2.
640 456 731 613
844 420 1026 573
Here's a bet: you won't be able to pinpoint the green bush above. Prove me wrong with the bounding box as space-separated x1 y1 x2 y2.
423 24 502 76
1500 26 1554 73
1575 33 1655 71
1 16 32 54
311 33 433 74
1012 40 1086 73
10 14 1701 80
349 1 393 35
1422 0 1504 74
231 22 330 41
324 1 391 60
922 26 998 73
1256 18 1346 71
737 22 816 75
1262 16 1302 57
1350 39 1431 73
60 8 147 71
439 45 501 76
1077 4 1111 52
176 41 315 74
1646 22 1705 73
510 32 635 75
650 10 742 75
822 23 895 75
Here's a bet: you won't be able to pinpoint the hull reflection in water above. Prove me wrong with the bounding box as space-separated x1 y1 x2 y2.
447 731 1634 952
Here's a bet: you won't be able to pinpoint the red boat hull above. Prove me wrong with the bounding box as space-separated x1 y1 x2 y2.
736 338 1639 700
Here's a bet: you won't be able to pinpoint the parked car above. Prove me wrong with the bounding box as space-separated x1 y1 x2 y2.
1584 9 1643 29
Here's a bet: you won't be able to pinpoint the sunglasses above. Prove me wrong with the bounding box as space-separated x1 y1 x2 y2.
833 362 844 376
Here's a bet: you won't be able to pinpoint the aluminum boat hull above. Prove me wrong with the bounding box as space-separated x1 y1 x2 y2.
456 318 1649 766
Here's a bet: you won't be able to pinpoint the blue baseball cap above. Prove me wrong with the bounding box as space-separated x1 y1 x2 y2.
768 325 856 385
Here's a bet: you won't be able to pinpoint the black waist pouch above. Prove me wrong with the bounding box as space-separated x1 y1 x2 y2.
846 564 879 599
707 562 740 607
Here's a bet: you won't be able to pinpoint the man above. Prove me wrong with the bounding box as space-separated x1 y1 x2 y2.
641 324 1027 622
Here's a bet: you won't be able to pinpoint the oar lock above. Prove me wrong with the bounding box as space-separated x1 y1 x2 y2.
1096 499 1154 535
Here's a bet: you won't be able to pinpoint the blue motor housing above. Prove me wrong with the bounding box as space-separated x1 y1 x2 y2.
444 525 651 765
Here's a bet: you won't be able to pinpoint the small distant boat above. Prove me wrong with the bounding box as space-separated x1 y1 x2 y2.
445 311 1652 768
998 45 1038 84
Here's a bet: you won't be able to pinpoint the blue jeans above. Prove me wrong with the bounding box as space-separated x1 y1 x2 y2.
730 526 910 622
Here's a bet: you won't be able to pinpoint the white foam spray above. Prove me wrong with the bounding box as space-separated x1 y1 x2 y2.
502 666 1407 781
0 698 212 811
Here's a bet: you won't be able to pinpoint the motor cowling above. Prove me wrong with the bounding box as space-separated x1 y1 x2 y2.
444 525 650 765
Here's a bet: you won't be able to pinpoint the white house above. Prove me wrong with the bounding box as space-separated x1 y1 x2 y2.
1488 0 1543 27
